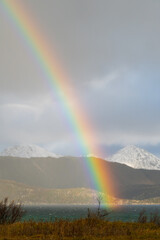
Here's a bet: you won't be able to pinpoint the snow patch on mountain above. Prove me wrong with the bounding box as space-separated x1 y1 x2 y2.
0 144 60 158
86 154 98 158
108 145 160 170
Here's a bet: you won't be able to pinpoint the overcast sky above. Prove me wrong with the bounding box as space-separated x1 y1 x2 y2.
1 0 160 156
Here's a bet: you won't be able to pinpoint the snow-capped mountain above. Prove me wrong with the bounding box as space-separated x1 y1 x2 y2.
108 145 160 170
0 144 60 158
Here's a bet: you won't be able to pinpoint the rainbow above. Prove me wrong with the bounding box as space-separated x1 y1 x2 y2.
0 0 115 206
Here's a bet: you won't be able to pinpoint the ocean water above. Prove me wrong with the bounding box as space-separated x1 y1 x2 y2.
22 205 160 222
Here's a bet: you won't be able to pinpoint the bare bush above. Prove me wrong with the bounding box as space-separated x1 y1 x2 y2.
150 209 160 225
0 198 24 224
87 194 111 219
137 208 160 225
137 208 147 223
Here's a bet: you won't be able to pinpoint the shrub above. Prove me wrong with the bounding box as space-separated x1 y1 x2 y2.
87 195 111 219
137 208 147 223
149 209 160 225
0 197 24 224
137 208 160 226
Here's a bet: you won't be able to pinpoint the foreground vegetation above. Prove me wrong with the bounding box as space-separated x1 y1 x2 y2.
0 197 160 240
0 218 160 240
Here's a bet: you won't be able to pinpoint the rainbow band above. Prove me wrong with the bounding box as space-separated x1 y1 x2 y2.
1 0 114 206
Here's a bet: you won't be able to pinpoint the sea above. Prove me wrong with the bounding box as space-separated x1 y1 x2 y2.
22 205 160 222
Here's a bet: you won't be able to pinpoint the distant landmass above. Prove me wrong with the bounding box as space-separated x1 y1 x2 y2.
0 179 99 205
0 179 158 205
1 144 160 170
0 144 160 204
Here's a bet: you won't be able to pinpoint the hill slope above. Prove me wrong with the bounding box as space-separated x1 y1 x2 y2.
0 156 160 200
0 179 100 205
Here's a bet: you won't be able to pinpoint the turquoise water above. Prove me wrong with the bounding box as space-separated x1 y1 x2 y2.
22 205 160 222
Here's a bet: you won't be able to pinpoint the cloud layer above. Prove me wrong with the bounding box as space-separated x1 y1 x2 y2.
0 0 160 155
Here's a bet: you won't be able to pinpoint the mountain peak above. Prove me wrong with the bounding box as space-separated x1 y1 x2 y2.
0 144 60 158
108 145 160 170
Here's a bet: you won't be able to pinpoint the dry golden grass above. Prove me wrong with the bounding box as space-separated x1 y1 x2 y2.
0 218 159 240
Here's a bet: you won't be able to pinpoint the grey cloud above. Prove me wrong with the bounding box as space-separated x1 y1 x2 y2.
1 0 160 154
0 102 74 147
2 0 160 92
82 70 160 145
28 0 160 83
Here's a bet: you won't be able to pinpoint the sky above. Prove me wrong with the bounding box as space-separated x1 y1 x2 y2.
0 0 160 157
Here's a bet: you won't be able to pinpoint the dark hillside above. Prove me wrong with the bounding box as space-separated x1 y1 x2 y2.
0 156 160 199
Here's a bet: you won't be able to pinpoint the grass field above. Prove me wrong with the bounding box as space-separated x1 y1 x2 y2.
0 218 159 240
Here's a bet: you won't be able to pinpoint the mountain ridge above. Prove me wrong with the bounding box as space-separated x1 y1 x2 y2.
108 145 160 170
0 144 60 159
0 144 160 202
